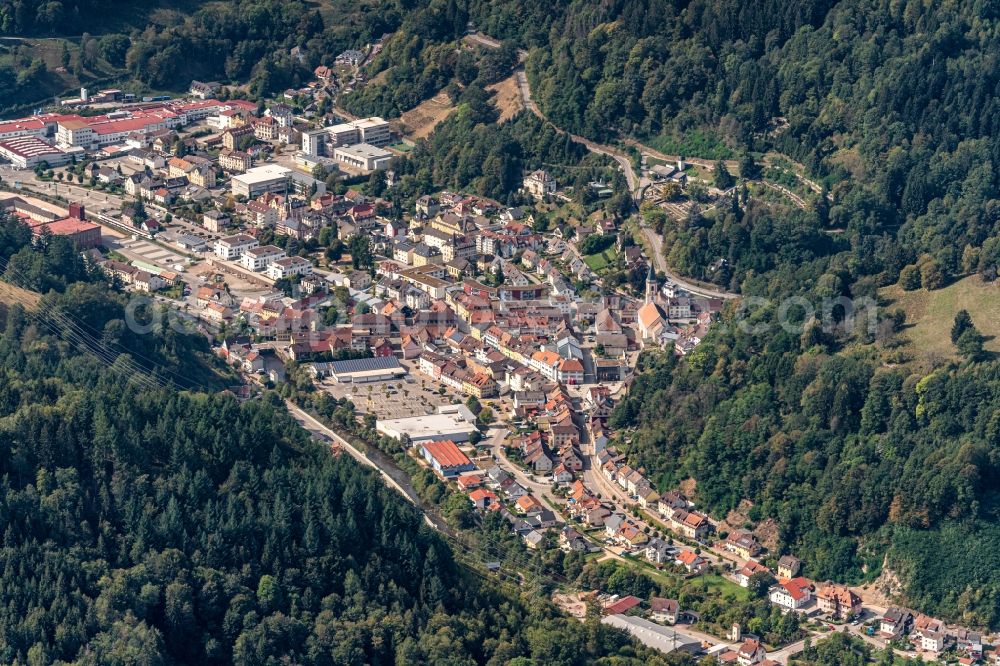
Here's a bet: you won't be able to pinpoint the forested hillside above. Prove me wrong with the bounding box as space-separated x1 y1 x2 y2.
0 0 400 105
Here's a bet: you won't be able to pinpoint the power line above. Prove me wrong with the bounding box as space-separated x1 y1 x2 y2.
0 256 168 392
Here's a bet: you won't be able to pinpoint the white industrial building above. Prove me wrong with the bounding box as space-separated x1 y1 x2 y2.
376 405 480 444
0 137 80 169
600 615 701 656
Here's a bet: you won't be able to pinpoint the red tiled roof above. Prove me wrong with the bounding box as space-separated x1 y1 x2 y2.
31 216 99 237
468 488 496 503
676 550 701 565
422 440 471 469
782 577 812 601
603 595 642 615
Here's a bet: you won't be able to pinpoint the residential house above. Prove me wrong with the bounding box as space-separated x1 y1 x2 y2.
777 555 801 580
203 210 231 233
645 539 673 566
523 530 545 550
499 477 528 500
219 148 252 173
674 550 707 573
911 615 947 654
735 560 771 588
769 577 813 612
636 485 660 509
737 639 766 666
670 509 710 540
649 598 679 625
469 488 499 511
917 628 946 654
551 463 573 484
879 607 913 638
515 494 544 515
657 492 688 520
604 513 625 539
583 505 611 528
523 169 556 198
557 358 584 385
559 527 589 553
222 124 255 151
724 530 763 560
815 582 862 620
954 628 983 660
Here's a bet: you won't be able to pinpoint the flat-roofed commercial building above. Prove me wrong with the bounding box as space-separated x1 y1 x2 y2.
352 117 391 147
333 143 392 173
376 405 480 444
318 356 407 384
301 129 328 157
324 117 391 148
600 615 701 656
230 164 292 198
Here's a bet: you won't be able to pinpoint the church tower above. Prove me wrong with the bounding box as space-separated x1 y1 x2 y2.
645 263 657 304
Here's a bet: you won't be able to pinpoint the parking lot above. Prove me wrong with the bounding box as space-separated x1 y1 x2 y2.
320 369 466 420
112 237 187 269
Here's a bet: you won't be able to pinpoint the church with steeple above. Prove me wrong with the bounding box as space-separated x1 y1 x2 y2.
636 263 668 345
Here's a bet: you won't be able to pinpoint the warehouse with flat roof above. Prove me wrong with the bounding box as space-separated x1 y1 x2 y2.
601 615 701 656
376 407 480 444
321 355 407 383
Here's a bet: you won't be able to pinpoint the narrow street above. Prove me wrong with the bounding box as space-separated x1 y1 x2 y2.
484 426 569 521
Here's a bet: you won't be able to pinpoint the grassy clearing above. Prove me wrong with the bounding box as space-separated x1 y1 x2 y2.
583 248 617 272
487 73 524 122
0 281 41 311
881 275 1000 359
700 573 749 601
392 90 456 140
641 129 733 160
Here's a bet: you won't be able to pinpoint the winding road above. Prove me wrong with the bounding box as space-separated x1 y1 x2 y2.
486 38 739 300
639 225 738 300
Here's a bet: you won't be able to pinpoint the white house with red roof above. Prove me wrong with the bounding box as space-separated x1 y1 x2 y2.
769 577 813 611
